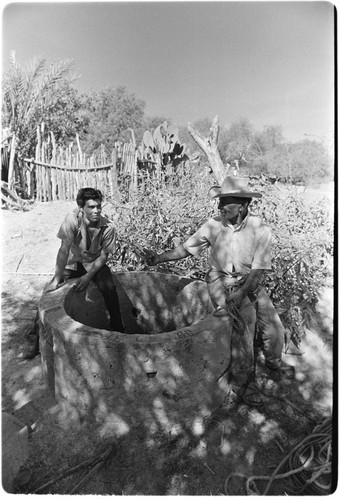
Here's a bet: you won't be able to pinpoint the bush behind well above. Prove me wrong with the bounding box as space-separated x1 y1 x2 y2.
105 166 333 348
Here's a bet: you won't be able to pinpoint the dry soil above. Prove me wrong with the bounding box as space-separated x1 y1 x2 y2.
1 196 334 495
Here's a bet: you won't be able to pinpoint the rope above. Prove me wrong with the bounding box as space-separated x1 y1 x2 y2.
224 417 333 495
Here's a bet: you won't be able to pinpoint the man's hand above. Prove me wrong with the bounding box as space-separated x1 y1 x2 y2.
74 274 91 292
44 277 61 293
225 289 245 310
143 248 160 266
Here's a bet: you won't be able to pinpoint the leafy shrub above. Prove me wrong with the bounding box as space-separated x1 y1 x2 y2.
105 166 215 276
250 181 333 347
105 166 333 349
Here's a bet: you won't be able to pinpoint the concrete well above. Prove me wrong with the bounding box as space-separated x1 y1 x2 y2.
39 271 233 439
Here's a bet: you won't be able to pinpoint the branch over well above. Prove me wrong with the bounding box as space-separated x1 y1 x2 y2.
188 115 227 183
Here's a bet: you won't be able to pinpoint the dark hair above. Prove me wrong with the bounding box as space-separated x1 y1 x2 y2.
76 188 103 207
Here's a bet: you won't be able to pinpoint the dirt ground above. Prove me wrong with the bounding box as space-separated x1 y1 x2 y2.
1 194 334 495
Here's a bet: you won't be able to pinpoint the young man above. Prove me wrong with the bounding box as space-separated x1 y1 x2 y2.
144 176 293 406
22 187 124 359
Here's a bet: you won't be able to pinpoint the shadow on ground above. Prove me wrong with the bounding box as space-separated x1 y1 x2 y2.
1 273 334 495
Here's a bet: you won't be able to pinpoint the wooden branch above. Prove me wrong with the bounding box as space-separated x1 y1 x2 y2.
23 159 114 171
188 115 227 184
1 182 33 213
76 133 82 158
1 134 13 145
1 192 27 211
128 128 136 150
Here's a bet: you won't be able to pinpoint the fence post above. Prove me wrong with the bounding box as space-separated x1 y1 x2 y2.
110 149 120 201
7 133 16 191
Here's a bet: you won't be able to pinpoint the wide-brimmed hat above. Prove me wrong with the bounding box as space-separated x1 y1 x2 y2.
208 176 262 199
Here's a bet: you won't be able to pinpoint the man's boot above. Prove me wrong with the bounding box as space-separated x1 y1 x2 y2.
230 369 263 407
236 380 264 407
265 360 295 379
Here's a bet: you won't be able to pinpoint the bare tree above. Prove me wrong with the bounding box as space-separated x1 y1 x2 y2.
188 115 227 183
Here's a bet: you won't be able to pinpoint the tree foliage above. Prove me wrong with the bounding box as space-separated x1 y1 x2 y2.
250 181 333 347
143 115 170 135
79 86 146 154
254 125 284 153
286 140 333 185
1 52 82 161
223 117 254 160
1 52 333 190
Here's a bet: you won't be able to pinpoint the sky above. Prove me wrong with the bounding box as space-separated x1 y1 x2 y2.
1 1 335 148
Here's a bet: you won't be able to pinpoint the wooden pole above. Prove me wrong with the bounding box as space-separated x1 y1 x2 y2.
27 164 31 198
7 133 16 191
76 133 82 159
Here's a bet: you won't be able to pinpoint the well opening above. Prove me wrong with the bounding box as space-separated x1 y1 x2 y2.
39 271 232 435
64 271 214 334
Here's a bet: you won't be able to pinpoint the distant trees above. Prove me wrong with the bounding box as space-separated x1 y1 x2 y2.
2 53 84 156
254 124 284 152
79 86 146 154
1 52 333 193
143 115 170 135
223 118 254 161
285 140 333 185
1 52 84 189
179 117 333 185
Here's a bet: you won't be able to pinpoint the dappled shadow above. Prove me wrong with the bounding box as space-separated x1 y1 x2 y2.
64 272 214 333
41 274 231 433
1 275 50 415
24 271 334 494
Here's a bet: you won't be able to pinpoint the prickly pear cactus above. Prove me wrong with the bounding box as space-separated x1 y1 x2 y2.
142 121 188 168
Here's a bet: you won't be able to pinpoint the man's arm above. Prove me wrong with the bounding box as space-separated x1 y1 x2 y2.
226 269 264 308
73 249 109 292
240 269 264 296
144 244 190 266
45 240 71 292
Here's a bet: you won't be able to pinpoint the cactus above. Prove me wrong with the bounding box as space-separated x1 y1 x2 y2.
142 121 187 168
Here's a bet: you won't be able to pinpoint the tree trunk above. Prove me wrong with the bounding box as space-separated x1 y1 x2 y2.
187 115 228 184
16 157 26 194
76 133 82 162
8 134 16 191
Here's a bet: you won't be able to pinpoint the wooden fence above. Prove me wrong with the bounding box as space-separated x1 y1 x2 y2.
23 137 151 202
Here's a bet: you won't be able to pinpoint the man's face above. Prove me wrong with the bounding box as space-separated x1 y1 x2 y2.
218 197 245 225
82 199 102 224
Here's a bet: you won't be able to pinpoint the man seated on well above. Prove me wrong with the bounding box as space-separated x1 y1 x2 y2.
144 176 293 406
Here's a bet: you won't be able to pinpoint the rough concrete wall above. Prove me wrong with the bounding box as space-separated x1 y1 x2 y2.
39 272 233 441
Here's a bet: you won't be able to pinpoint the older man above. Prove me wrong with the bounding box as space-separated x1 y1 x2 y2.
145 176 293 406
22 187 124 359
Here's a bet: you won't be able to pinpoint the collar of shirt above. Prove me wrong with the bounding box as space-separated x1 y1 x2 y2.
75 210 109 251
225 212 249 232
75 209 108 233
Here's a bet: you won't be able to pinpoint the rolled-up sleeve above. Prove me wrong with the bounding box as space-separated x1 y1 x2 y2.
56 213 77 243
183 223 211 256
102 224 116 254
252 225 272 270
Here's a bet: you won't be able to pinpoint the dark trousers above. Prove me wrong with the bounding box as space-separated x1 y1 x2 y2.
63 263 124 331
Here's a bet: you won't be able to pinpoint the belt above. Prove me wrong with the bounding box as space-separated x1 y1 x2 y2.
205 268 247 286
